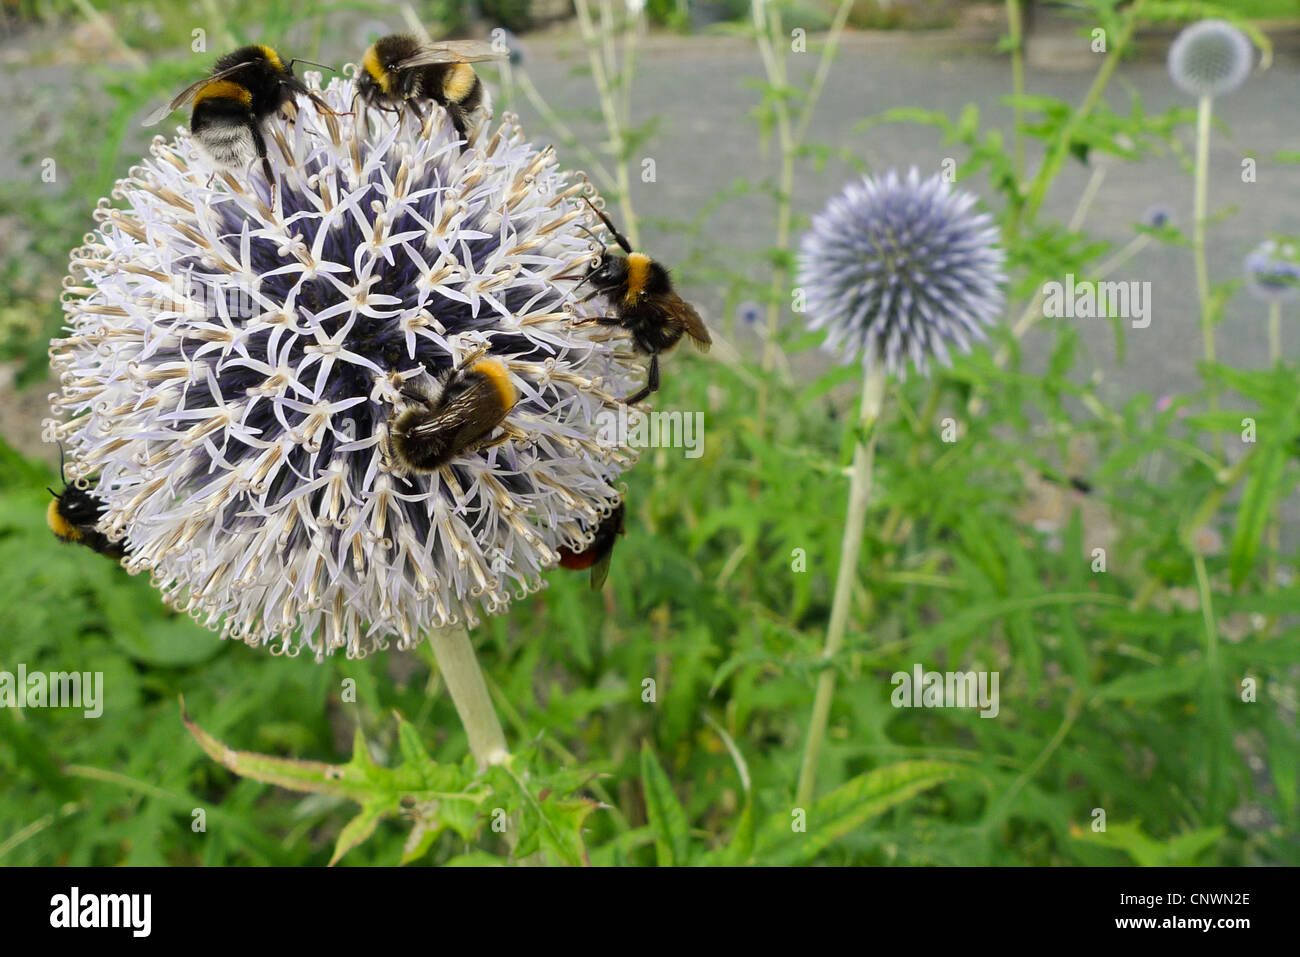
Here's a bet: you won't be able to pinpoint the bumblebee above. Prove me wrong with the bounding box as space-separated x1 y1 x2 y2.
143 45 337 206
47 476 124 561
573 198 712 405
389 350 519 473
558 502 625 591
357 35 504 143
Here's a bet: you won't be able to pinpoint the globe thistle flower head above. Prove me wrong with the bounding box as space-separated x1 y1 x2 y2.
1167 20 1253 98
797 168 1006 378
1244 240 1300 303
47 73 640 659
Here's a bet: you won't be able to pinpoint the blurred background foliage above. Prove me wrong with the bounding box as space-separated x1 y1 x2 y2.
0 0 1297 865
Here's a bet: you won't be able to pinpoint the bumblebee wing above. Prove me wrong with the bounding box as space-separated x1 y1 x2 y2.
663 294 712 352
589 550 614 591
394 41 505 69
403 382 497 438
141 62 257 126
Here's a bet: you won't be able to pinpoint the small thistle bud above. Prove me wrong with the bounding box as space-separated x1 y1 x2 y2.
1141 205 1174 230
796 168 1006 378
47 75 641 659
1167 20 1253 98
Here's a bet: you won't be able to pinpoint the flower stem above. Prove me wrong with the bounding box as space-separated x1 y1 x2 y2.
1193 93 1220 451
428 625 509 770
1268 299 1281 366
795 360 888 808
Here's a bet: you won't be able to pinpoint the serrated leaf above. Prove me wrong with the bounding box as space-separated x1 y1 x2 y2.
330 798 395 866
641 742 691 867
756 761 970 865
1072 820 1224 866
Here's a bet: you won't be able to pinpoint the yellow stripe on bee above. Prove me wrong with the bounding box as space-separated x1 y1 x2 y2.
47 499 82 543
443 63 478 104
624 253 651 306
362 46 392 94
258 45 284 72
192 80 253 110
471 358 518 412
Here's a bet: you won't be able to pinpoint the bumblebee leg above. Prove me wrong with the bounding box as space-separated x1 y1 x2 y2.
449 106 471 148
407 98 427 130
478 430 511 451
624 354 659 406
247 118 277 212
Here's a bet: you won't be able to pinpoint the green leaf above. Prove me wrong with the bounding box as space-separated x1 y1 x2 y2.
1072 820 1224 866
330 798 394 867
1229 444 1287 590
1093 662 1205 702
755 761 972 865
640 742 691 867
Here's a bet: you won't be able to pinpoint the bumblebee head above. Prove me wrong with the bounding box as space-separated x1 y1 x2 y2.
586 253 630 293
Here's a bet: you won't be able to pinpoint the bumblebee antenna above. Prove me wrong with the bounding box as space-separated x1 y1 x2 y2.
582 196 632 254
286 58 339 73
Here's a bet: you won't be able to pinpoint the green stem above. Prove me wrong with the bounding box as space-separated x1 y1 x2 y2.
795 360 888 808
1193 94 1216 374
1005 0 1026 187
1268 299 1281 366
1021 0 1146 222
1192 552 1223 816
428 625 508 770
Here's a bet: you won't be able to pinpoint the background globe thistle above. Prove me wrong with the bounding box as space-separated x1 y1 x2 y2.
1244 240 1300 304
47 73 641 659
797 168 1006 378
1167 19 1253 98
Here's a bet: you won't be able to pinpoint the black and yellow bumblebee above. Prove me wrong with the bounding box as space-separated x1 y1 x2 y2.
143 45 338 207
47 475 125 561
572 198 712 405
558 502 625 590
356 35 504 143
388 350 518 473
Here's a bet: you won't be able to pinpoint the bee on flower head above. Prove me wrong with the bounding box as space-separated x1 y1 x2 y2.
142 45 341 208
46 450 125 561
356 34 505 144
387 347 519 473
568 198 711 405
558 502 625 591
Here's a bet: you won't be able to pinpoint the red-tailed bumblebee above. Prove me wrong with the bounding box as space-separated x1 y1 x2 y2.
143 45 339 207
572 198 711 405
357 35 504 143
388 350 519 473
558 502 625 590
47 473 124 561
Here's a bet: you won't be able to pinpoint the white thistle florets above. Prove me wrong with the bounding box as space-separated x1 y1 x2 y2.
47 74 641 659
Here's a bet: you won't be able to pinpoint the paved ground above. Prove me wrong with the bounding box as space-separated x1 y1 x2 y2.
505 31 1300 405
3 25 1299 462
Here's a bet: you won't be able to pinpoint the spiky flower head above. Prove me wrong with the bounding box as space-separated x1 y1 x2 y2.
1244 239 1300 303
797 167 1006 378
47 73 640 659
1167 19 1253 98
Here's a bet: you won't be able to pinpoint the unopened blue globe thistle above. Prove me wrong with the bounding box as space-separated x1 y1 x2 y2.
797 168 1006 377
46 74 640 659
1168 20 1253 98
1141 205 1174 229
1244 240 1300 303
